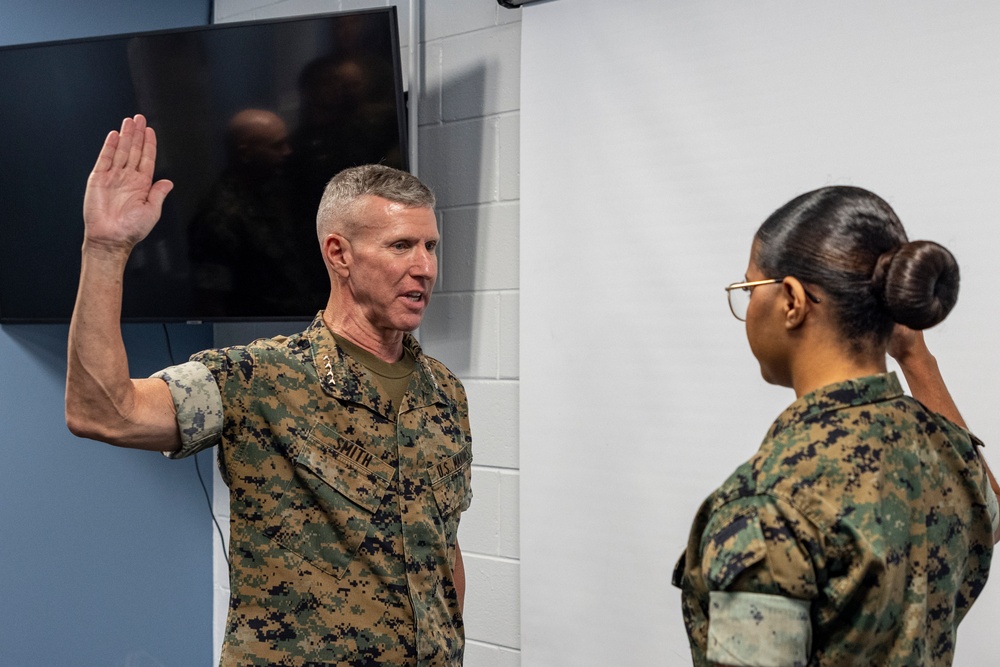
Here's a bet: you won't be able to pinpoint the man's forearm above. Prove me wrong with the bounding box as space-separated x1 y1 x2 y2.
65 243 179 450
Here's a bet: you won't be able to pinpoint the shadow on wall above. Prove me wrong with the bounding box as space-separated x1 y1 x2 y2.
415 61 490 376
1 322 69 381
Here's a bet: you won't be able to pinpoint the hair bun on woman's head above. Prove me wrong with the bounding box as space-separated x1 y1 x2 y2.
874 240 959 330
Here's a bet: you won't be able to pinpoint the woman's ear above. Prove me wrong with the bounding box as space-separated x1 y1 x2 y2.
781 277 811 330
322 234 351 278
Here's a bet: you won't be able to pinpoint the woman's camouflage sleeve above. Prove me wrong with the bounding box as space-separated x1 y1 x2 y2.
699 495 818 666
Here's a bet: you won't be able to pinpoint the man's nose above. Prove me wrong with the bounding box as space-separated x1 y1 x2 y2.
411 245 436 278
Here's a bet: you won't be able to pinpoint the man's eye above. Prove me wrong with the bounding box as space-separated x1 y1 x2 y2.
427 241 438 252
392 242 409 250
740 286 752 294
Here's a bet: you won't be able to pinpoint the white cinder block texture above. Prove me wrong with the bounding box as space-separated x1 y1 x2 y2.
421 292 501 379
499 113 520 201
460 468 518 558
213 583 229 666
441 23 521 121
498 471 520 559
212 462 230 519
212 0 262 21
460 467 501 555
211 453 231 667
458 466 520 559
463 379 519 469
215 0 328 22
214 539 231 597
499 292 519 379
440 202 520 293
420 118 501 208
339 0 389 12
463 554 521 649
216 1 396 24
464 640 522 667
422 0 500 42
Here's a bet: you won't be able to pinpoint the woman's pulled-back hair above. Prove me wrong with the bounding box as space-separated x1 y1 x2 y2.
754 186 959 346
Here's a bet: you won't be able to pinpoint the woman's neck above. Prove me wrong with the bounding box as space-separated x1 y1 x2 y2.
789 329 887 398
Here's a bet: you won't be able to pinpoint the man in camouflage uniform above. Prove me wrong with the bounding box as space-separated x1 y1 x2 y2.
66 115 472 666
673 365 997 666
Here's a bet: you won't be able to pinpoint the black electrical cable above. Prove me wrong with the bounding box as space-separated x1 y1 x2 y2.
163 323 230 568
195 449 230 568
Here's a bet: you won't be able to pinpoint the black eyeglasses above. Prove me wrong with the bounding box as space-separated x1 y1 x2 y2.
725 278 821 321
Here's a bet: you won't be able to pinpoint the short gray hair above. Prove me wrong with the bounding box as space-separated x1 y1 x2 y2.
316 164 435 239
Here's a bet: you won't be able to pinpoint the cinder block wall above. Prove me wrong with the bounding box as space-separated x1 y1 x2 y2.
211 1 522 664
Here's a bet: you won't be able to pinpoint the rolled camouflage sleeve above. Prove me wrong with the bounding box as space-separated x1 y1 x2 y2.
700 496 816 667
151 361 224 459
707 591 811 667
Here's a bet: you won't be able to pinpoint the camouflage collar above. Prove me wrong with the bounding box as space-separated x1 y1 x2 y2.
769 372 904 439
305 313 447 418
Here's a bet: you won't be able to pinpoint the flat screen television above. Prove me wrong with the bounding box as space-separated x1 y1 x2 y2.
0 8 407 323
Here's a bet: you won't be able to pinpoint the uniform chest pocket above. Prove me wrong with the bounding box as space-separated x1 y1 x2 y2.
267 423 394 580
428 445 473 519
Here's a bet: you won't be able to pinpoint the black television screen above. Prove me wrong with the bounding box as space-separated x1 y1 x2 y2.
0 9 407 323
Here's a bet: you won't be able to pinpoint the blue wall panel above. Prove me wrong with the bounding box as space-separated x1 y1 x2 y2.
0 2 214 665
0 0 211 45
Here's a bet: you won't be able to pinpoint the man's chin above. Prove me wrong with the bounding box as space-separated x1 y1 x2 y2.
387 316 423 334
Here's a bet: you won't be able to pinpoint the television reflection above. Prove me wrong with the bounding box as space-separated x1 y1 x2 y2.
0 10 407 322
186 41 406 319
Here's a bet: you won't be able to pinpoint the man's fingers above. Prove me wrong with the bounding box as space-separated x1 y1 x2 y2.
126 114 147 171
147 179 174 210
111 116 134 171
98 115 157 175
91 130 120 175
138 126 158 178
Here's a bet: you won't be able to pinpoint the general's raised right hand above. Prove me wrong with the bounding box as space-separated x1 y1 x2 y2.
82 114 174 253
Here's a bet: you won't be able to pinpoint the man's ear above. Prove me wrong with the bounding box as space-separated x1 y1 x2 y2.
781 277 811 330
323 234 351 278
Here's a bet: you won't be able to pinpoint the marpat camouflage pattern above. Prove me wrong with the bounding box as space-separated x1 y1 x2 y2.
155 313 472 666
674 373 994 667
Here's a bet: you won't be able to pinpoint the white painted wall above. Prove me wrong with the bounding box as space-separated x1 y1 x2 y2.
520 2 1000 665
210 2 522 665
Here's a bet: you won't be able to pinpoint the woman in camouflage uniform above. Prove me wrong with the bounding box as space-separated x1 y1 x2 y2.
674 186 999 666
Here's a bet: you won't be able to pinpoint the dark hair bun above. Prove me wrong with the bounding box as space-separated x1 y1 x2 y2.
873 240 959 330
